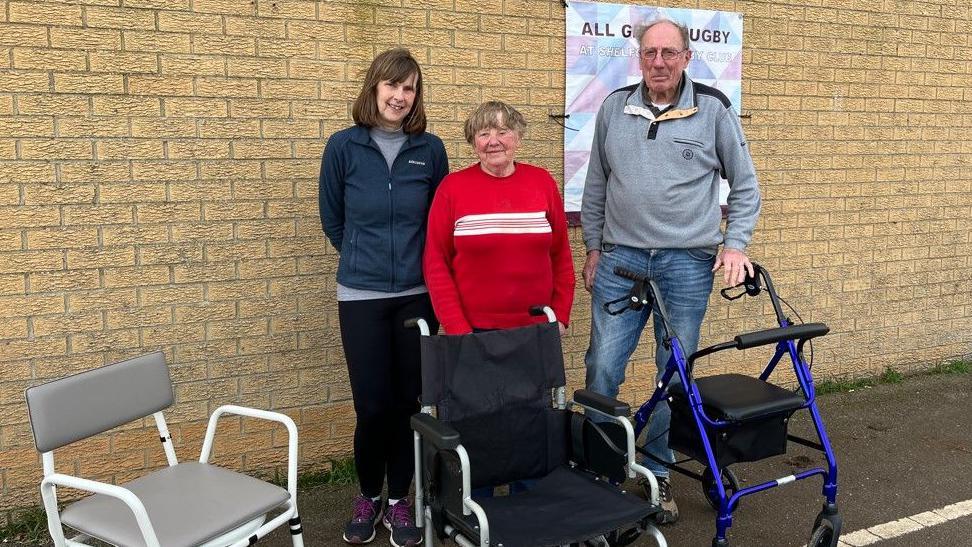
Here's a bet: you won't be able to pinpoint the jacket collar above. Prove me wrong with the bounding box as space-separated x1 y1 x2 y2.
624 74 698 122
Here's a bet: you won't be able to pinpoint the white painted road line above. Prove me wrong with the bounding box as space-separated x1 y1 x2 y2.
836 498 972 546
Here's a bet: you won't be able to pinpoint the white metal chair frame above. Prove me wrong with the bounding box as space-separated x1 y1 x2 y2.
31 369 304 547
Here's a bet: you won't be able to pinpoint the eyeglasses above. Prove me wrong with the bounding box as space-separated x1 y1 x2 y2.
639 48 686 61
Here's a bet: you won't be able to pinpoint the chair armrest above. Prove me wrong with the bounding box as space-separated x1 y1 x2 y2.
411 413 460 450
41 473 162 547
199 405 299 498
573 389 631 417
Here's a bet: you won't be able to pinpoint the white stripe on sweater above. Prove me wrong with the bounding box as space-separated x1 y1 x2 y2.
454 212 551 236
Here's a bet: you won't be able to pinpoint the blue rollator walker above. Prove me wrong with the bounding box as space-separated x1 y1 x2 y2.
610 263 840 547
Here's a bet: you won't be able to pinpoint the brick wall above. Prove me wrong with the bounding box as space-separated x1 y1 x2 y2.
0 0 969 518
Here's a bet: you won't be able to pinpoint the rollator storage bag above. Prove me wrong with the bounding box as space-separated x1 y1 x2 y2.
667 373 806 467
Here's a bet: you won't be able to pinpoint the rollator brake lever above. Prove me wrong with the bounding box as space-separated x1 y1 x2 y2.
720 271 762 301
603 279 652 315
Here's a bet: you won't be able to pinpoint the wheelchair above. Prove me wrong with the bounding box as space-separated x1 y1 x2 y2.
611 263 840 547
407 308 667 547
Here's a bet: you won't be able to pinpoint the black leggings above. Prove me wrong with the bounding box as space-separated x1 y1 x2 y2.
338 293 439 499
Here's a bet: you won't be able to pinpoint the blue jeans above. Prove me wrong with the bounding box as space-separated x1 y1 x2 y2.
584 245 716 477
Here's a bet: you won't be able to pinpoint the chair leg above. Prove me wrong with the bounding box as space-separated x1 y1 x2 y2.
424 507 435 546
288 513 304 547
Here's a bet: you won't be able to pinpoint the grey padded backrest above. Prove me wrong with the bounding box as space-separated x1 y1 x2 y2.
25 351 174 453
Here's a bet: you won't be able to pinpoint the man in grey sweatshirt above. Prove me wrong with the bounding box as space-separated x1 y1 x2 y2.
581 18 761 524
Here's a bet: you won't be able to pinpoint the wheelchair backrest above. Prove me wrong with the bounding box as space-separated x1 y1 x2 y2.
419 323 569 487
25 351 174 453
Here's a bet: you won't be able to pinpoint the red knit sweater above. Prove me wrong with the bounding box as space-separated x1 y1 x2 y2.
424 162 575 334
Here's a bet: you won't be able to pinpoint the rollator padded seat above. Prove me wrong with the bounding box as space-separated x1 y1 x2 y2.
453 466 654 547
669 374 806 467
672 373 806 421
60 461 290 547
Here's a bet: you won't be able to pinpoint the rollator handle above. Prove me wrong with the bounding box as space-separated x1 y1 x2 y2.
734 323 829 349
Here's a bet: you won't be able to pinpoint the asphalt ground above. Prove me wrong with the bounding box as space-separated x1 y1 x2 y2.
260 371 972 547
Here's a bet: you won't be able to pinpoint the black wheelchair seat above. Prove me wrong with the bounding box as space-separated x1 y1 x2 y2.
671 373 806 421
451 466 654 547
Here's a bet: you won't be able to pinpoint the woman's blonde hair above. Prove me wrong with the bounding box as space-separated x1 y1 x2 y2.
352 48 427 134
463 101 527 144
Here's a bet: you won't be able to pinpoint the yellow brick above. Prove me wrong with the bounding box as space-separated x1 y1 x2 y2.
139 285 204 306
172 262 235 283
32 312 104 337
157 11 223 34
0 274 25 296
0 117 54 137
196 77 259 98
99 182 167 203
104 306 172 329
0 24 50 47
131 118 196 138
0 249 62 274
63 204 134 225
0 206 61 230
174 301 236 323
167 140 231 159
21 139 92 161
138 242 203 266
26 227 98 250
162 55 226 77
85 6 156 30
50 27 121 50
0 69 50 93
102 225 169 247
193 34 256 56
123 30 192 53
97 139 165 160
198 120 260 139
60 161 129 183
131 161 196 182
89 51 160 74
54 73 124 95
0 161 55 184
169 181 233 201
9 2 82 26
170 222 234 242
195 0 255 14
226 16 286 38
226 58 287 79
262 119 319 139
12 48 86 71
136 203 202 223
129 75 194 96
29 270 99 293
257 38 317 59
165 97 229 117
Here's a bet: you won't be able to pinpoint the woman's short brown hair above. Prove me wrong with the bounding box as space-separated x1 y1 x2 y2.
352 48 427 134
462 101 527 144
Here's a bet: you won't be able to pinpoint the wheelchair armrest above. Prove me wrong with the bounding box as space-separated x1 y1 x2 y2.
411 413 461 450
573 389 630 417
734 322 829 349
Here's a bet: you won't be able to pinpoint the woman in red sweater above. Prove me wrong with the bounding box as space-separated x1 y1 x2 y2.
424 101 575 335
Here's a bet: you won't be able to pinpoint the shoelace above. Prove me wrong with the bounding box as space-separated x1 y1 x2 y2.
386 502 413 527
352 496 378 522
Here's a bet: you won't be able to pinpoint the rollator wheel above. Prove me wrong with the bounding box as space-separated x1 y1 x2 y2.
808 510 842 547
701 466 739 510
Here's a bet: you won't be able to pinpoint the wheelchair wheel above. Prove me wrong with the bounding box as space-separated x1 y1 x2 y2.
701 466 739 510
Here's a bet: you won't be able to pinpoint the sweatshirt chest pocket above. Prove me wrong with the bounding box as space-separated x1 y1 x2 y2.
669 136 717 175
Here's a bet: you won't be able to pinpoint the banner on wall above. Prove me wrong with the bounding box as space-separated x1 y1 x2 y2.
563 0 743 218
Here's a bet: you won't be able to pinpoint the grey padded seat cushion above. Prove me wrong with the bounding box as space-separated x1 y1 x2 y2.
60 462 289 547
